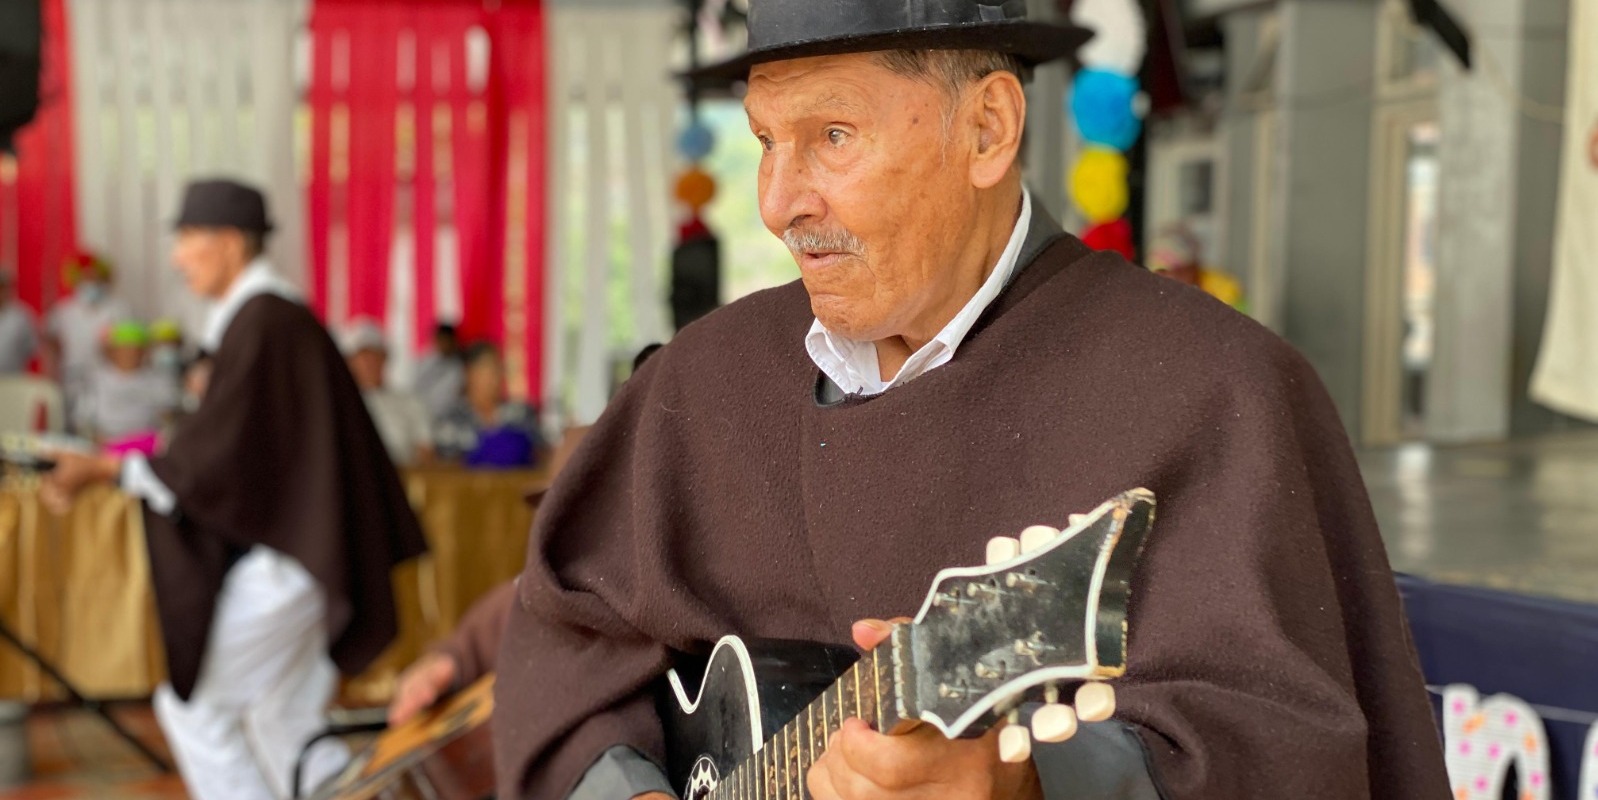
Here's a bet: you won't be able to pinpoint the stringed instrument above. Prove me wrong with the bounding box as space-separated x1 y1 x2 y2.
308 675 496 800
661 488 1154 799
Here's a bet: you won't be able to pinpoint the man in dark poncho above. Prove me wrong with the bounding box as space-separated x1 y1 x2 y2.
494 2 1452 798
44 179 428 800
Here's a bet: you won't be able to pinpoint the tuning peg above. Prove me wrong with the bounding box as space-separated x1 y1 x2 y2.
1068 513 1087 527
986 536 1021 565
1076 682 1117 722
1019 525 1059 552
998 718 1033 764
1032 703 1079 743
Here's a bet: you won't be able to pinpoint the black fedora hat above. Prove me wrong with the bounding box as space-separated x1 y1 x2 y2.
688 0 1093 86
172 178 275 234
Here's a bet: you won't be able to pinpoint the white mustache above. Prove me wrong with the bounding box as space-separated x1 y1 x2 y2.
783 226 865 258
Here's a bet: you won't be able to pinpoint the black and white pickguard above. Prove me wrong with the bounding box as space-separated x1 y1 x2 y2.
660 637 858 799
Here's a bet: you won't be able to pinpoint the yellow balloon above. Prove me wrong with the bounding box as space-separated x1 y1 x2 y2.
1069 148 1130 223
674 168 717 210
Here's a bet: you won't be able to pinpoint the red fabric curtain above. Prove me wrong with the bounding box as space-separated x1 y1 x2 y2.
308 0 546 399
0 0 76 321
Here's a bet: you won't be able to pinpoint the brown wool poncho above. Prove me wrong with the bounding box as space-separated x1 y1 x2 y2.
495 226 1451 798
145 294 428 700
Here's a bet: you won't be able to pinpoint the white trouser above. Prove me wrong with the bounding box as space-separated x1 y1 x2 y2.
153 548 349 800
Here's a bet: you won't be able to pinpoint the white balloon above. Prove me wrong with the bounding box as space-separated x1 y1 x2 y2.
1070 0 1149 75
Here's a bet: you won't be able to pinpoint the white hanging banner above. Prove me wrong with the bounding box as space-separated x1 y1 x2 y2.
66 0 307 337
1530 0 1598 420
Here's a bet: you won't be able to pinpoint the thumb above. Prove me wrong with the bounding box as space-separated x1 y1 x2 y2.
851 617 911 651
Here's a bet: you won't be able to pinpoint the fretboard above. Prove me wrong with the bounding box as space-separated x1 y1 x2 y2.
710 642 905 800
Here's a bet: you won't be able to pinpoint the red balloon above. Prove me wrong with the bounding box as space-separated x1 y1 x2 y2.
1082 218 1135 260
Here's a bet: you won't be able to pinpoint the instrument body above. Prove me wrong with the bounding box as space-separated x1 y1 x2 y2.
310 675 496 800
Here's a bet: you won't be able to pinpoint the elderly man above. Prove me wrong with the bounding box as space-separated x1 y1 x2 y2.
495 3 1451 799
44 179 427 800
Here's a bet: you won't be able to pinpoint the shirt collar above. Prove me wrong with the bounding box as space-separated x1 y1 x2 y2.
806 189 1033 396
201 258 301 352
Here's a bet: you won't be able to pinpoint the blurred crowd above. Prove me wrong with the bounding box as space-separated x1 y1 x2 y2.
0 251 545 471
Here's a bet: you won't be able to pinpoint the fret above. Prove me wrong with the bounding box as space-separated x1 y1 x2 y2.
804 702 815 774
767 735 779 799
789 724 799 798
782 724 795 800
828 681 846 734
857 656 879 733
872 647 885 729
839 665 860 727
852 662 865 721
812 688 830 764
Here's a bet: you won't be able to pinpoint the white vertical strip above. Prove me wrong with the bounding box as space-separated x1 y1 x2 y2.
145 0 182 327
67 0 109 267
253 0 309 293
573 14 613 424
542 10 574 427
619 12 667 350
213 4 243 170
107 0 148 318
643 9 677 334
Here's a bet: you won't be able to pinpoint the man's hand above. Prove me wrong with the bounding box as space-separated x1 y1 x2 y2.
807 619 1043 800
40 451 120 514
387 652 459 727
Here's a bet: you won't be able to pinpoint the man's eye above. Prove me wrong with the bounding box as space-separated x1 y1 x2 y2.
758 135 774 151
827 129 848 145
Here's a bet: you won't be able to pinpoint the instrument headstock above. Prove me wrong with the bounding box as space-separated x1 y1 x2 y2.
888 488 1154 760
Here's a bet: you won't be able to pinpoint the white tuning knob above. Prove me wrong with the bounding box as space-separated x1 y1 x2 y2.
1031 703 1079 743
1067 513 1088 527
986 536 1022 565
998 723 1033 763
1019 525 1059 553
1076 682 1117 723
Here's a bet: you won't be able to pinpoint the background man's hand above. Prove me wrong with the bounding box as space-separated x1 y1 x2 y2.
387 652 459 727
806 619 1043 800
40 451 120 514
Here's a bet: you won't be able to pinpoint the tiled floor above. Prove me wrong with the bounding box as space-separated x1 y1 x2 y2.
1361 430 1598 604
0 703 185 799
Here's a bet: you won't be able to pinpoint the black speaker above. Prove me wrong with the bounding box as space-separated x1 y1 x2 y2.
0 0 42 155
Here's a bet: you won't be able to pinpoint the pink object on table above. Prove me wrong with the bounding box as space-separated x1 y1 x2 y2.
103 431 161 458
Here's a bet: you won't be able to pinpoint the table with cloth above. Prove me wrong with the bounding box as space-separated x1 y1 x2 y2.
0 467 545 705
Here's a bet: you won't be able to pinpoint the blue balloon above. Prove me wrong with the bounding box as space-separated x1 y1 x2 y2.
1069 69 1143 152
677 122 716 161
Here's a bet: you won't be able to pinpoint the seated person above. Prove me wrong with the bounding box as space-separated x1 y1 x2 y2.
76 320 179 451
433 343 542 468
340 319 435 467
412 322 465 420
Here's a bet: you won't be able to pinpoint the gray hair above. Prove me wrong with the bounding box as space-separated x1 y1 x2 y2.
872 49 1027 101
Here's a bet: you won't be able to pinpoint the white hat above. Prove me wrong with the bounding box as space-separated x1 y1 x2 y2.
338 318 388 356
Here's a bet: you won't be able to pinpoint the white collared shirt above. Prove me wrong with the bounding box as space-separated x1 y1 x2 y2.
123 259 301 514
200 258 301 353
805 190 1032 396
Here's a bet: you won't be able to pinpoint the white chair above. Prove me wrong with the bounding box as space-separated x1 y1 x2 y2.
0 376 65 433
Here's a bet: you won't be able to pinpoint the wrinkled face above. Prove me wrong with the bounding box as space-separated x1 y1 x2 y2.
172 227 246 299
745 54 983 342
348 348 387 390
465 352 505 404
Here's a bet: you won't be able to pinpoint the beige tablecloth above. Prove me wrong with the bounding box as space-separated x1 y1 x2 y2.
0 468 543 704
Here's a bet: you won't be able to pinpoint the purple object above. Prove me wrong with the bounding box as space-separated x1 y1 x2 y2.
465 427 535 469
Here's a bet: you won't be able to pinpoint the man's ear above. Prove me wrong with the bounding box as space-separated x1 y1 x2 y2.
967 71 1026 190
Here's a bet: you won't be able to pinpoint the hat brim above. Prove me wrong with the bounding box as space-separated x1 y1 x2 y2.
684 21 1093 89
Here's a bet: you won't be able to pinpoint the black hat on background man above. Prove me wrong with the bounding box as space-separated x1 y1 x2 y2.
687 0 1093 86
173 179 275 235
